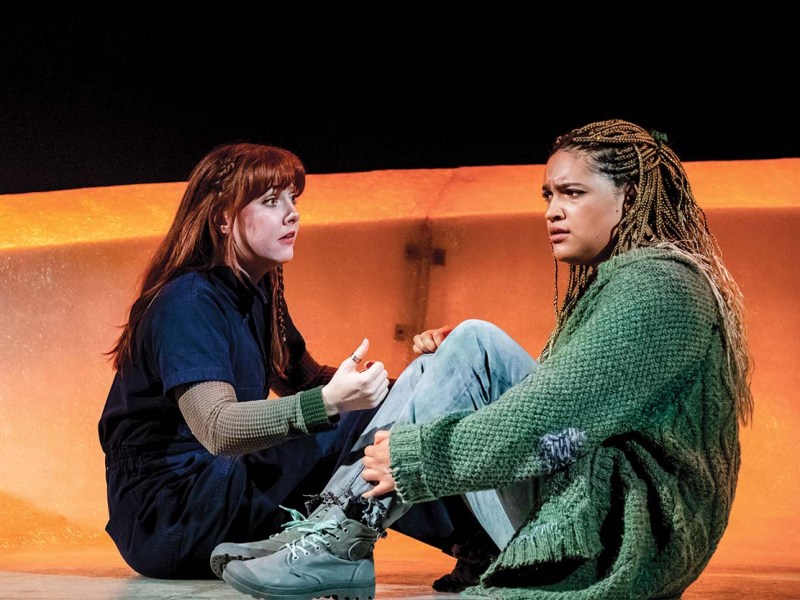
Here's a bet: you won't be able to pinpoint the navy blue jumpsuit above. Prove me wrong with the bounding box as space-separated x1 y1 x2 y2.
99 266 475 578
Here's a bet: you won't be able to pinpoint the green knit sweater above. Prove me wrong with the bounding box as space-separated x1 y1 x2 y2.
389 247 740 599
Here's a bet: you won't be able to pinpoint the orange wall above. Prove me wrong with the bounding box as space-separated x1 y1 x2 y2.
1 160 798 569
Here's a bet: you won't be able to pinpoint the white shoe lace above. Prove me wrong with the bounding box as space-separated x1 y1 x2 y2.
275 505 310 533
283 518 342 559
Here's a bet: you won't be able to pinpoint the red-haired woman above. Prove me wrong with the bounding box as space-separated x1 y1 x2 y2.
98 143 479 579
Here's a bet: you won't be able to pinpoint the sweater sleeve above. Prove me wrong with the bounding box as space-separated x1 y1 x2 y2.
175 380 335 456
389 257 719 503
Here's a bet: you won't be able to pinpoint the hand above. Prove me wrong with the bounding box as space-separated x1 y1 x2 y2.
412 325 453 354
321 339 389 416
362 429 395 498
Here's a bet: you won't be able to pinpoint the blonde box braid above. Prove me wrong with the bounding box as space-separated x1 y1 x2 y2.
542 119 754 426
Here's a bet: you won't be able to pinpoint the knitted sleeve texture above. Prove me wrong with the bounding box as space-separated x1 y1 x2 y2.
176 380 333 456
389 252 719 503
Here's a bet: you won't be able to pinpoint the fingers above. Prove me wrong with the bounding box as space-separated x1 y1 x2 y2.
361 460 396 498
432 325 453 346
373 429 391 444
374 380 390 405
362 478 395 498
363 432 390 459
363 360 388 381
361 434 390 471
362 432 390 462
352 338 368 362
329 339 390 410
412 332 435 354
358 361 388 396
412 325 452 354
362 432 395 497
362 359 384 375
363 360 389 396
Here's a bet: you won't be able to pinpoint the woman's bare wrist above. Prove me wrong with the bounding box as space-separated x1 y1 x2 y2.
321 385 339 417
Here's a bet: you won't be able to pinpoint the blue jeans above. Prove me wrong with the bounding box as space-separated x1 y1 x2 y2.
322 319 539 550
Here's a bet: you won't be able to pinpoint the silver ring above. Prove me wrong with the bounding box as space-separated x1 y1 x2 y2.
350 353 362 364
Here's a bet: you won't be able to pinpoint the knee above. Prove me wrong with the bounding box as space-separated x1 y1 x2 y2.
405 352 433 376
446 319 509 349
390 352 432 389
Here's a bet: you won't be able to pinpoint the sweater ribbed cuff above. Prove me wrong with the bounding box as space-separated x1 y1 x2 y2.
388 423 436 503
297 387 336 433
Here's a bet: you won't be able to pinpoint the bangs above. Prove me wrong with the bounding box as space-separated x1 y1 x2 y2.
239 145 306 203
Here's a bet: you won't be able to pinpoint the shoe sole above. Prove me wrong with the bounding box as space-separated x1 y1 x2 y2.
210 553 260 579
222 568 375 600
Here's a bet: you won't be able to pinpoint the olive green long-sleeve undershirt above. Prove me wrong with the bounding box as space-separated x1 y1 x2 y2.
174 351 337 456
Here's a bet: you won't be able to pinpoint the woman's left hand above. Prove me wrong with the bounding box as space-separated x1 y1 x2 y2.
361 429 396 498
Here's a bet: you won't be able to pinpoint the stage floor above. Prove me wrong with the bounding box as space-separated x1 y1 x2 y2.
1 537 798 599
2 564 800 599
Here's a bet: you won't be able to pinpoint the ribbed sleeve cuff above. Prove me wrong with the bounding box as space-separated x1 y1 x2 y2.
388 423 436 503
297 387 336 433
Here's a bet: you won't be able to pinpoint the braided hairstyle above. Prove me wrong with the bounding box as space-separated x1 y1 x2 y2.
543 119 754 426
109 142 305 378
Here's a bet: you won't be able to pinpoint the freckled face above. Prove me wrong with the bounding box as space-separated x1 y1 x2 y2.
542 150 626 266
231 187 300 282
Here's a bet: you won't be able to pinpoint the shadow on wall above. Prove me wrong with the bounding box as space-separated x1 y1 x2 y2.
0 161 798 570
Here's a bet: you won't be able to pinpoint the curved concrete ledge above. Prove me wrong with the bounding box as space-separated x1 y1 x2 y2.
1 159 798 573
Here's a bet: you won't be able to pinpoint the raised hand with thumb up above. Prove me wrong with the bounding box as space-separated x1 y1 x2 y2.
321 338 389 416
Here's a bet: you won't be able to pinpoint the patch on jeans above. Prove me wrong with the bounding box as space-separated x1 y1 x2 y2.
538 428 586 471
303 490 342 515
345 494 388 530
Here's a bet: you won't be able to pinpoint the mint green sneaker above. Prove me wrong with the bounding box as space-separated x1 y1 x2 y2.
222 504 381 600
210 503 336 579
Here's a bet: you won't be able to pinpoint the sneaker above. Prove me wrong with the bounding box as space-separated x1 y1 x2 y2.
210 503 337 579
222 503 381 600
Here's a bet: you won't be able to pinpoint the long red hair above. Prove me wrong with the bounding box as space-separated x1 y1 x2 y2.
108 142 306 377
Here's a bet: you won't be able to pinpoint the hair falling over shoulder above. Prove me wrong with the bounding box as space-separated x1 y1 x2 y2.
543 119 754 426
107 143 306 377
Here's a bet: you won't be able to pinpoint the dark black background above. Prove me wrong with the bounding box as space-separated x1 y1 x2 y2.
3 9 798 194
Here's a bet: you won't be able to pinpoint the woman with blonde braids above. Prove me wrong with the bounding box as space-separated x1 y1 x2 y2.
98 143 483 579
221 120 753 600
